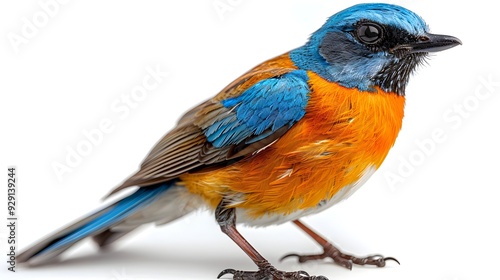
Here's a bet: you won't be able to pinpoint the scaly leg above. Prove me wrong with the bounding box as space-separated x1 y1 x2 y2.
215 201 327 280
281 220 399 270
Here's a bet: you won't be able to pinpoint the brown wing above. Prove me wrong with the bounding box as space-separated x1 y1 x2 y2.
110 53 298 195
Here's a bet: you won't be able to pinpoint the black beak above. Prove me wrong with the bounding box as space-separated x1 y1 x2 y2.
392 33 462 54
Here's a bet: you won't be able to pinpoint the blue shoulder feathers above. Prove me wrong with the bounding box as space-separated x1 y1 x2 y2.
205 70 310 148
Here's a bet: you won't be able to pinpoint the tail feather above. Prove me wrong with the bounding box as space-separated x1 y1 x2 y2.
18 183 172 265
92 227 139 248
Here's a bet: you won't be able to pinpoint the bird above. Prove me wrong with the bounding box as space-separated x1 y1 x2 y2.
18 3 461 280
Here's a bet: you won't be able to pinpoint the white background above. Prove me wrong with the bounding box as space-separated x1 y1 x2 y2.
1 0 499 280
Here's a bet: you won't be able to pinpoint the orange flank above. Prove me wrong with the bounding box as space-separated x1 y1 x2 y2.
180 55 405 219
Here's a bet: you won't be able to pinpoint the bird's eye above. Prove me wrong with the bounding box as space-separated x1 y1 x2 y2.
357 23 383 44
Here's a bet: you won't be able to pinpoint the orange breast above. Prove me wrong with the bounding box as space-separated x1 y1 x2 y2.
180 71 405 219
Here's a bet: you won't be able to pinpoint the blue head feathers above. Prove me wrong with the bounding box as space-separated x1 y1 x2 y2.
316 3 428 37
291 3 460 95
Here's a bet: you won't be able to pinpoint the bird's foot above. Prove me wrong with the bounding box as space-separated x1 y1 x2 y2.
218 260 328 280
281 243 399 270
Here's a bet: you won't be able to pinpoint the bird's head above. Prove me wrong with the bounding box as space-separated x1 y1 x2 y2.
290 3 461 95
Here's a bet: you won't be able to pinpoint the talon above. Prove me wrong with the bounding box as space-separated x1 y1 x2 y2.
383 257 400 265
367 254 384 260
311 277 329 280
280 253 301 262
216 265 324 280
283 247 398 270
280 254 302 263
343 261 353 271
297 270 310 276
217 268 236 279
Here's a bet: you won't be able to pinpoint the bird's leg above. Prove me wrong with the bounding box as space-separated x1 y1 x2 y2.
215 200 327 280
281 220 399 270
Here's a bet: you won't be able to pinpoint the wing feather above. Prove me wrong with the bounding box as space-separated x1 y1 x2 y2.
110 54 310 195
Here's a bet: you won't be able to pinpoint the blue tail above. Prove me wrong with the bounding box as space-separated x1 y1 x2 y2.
18 183 172 265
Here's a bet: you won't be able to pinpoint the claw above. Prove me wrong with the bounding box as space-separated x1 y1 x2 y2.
217 268 236 279
383 257 400 265
282 247 398 270
312 277 329 280
297 270 310 276
280 253 301 262
367 254 384 259
216 266 325 280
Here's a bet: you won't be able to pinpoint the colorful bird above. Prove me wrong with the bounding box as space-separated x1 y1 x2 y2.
19 3 461 280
